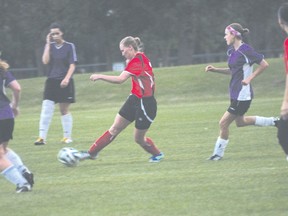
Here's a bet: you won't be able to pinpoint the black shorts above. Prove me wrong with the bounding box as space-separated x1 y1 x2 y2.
119 94 157 130
0 118 14 143
277 118 288 154
227 99 251 116
44 78 75 103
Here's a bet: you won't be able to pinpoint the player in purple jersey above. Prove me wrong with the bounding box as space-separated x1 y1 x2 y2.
205 23 278 161
34 23 77 145
0 59 34 193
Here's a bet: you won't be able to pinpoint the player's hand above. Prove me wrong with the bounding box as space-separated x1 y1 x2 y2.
60 79 69 88
90 74 101 81
205 65 215 72
46 33 51 44
241 77 252 86
11 104 19 117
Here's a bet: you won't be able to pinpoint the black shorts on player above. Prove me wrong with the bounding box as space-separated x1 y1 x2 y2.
44 78 75 103
119 94 157 130
0 118 14 143
227 99 251 116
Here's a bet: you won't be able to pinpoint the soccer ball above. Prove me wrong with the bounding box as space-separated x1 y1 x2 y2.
57 147 80 167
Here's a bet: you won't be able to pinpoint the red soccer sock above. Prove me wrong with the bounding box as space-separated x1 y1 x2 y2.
88 130 115 156
140 137 161 156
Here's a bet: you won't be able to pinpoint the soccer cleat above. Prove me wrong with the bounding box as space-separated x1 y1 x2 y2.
149 152 164 163
61 137 73 144
22 171 34 188
207 154 222 161
273 117 280 128
75 151 98 161
34 138 46 145
16 183 32 193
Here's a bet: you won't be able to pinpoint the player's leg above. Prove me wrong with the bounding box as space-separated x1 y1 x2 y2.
78 114 132 160
5 148 34 187
134 128 163 162
0 142 31 193
59 79 75 143
35 79 56 145
235 116 277 127
59 103 73 143
209 111 236 160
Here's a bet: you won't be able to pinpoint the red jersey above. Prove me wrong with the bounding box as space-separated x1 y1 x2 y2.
125 52 155 98
284 38 288 74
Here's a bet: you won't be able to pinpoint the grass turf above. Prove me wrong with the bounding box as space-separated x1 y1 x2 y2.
1 58 288 216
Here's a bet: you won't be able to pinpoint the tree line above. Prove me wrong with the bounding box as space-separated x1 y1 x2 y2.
0 0 286 77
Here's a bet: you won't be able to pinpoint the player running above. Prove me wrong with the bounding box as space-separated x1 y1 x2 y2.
78 36 164 162
205 23 278 161
0 59 34 193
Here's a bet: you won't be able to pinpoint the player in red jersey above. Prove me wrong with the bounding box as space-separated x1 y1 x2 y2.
277 3 288 161
79 36 164 162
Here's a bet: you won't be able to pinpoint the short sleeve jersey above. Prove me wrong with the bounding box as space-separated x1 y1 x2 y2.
227 43 264 101
0 71 15 120
124 53 155 98
284 38 288 74
47 41 77 79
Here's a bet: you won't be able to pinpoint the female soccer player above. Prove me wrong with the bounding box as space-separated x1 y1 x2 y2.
277 3 288 161
205 23 278 160
0 59 34 193
34 22 77 145
79 36 164 162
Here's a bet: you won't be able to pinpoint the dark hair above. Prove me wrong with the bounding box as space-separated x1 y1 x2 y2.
49 22 63 31
278 3 288 25
228 23 249 38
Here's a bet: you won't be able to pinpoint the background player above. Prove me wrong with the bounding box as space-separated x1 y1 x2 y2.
34 22 77 145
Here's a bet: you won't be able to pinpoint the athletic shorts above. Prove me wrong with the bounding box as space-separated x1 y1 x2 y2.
0 118 14 143
119 94 157 130
227 99 251 116
44 78 75 103
277 118 288 154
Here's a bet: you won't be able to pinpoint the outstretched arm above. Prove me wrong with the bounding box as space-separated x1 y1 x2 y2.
90 71 131 84
205 65 231 75
281 74 288 119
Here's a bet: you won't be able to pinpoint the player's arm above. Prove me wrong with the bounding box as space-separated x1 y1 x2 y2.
90 71 131 84
205 65 231 75
8 80 21 117
42 33 51 64
281 74 288 119
241 59 269 85
61 63 76 88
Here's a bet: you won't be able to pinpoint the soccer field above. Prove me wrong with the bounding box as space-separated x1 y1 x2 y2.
1 59 288 216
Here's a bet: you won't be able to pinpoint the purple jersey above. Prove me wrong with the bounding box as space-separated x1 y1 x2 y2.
0 71 15 120
47 41 77 79
227 43 263 100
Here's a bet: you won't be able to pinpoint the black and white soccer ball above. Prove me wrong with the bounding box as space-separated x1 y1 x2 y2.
57 147 80 167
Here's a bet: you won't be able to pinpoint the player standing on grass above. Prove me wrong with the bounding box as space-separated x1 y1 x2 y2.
0 59 34 193
277 3 288 161
78 36 164 162
34 22 77 145
205 23 278 161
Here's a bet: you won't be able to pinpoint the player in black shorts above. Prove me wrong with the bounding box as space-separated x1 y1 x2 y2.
34 22 77 145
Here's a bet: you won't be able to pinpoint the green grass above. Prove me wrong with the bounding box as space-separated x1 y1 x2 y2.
1 58 288 216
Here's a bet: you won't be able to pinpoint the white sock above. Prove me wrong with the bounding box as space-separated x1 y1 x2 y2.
39 100 55 140
213 137 229 157
1 165 27 187
61 113 73 139
5 149 29 174
255 116 275 126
